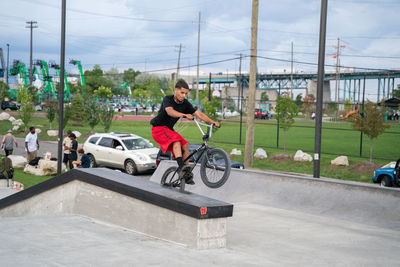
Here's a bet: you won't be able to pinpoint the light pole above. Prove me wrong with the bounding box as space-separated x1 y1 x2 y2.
6 44 9 85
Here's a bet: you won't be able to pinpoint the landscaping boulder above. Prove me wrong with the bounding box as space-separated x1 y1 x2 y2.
24 159 57 176
72 130 81 138
12 119 23 126
254 148 267 159
230 148 242 156
47 130 58 137
8 116 16 123
36 128 41 134
331 156 349 166
12 126 19 131
294 150 312 162
8 155 26 169
0 112 10 120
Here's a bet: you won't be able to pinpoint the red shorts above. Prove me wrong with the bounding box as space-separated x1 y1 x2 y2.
151 126 188 154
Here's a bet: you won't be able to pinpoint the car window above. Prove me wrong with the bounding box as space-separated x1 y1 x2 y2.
123 138 153 150
88 136 100 144
98 137 113 147
112 139 123 149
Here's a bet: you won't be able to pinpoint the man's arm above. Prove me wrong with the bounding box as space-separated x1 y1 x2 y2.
25 141 29 152
194 110 220 127
12 136 18 147
165 107 193 120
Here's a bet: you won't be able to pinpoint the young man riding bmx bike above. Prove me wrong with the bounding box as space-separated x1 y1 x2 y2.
150 80 220 184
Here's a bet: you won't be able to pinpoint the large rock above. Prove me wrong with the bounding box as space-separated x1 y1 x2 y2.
12 119 24 126
331 156 349 166
72 131 81 138
0 112 10 120
36 128 42 134
47 130 58 137
294 150 313 162
24 159 57 176
254 148 267 159
8 116 16 123
230 148 242 156
12 126 19 131
8 155 26 169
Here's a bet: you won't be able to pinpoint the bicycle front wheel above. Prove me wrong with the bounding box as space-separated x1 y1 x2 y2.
200 148 231 188
161 166 179 186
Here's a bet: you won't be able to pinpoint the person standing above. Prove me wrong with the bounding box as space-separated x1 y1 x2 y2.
25 127 39 163
62 130 72 171
2 129 18 156
67 133 78 169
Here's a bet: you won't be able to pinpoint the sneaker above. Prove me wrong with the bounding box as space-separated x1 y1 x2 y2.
180 165 195 185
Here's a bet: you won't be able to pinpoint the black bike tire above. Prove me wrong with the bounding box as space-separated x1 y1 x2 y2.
160 166 178 186
200 148 231 188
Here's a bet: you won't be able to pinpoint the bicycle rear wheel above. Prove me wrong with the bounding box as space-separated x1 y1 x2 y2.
160 166 179 186
200 148 231 188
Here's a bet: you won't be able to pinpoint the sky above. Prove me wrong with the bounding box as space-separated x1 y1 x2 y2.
1 0 400 99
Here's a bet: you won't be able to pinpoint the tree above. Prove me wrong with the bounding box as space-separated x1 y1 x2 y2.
295 93 303 109
99 103 114 132
94 86 113 101
17 86 34 132
104 67 123 87
70 93 86 125
352 100 390 162
85 98 100 132
44 99 57 129
123 68 141 85
0 81 9 100
260 91 269 102
131 88 149 104
56 104 71 130
393 85 400 98
344 98 352 111
274 95 298 152
302 94 315 115
327 102 338 116
84 65 114 95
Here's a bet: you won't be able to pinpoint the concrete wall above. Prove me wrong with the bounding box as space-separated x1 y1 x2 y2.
0 179 227 249
152 161 400 231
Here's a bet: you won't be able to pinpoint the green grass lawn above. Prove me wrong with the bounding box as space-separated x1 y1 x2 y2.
2 113 399 188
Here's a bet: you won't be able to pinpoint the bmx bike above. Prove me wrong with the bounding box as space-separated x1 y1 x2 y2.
160 117 231 192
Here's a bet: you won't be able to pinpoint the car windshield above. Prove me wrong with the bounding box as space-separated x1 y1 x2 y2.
122 138 153 150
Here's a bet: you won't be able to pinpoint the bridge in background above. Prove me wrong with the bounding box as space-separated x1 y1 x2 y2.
194 70 400 102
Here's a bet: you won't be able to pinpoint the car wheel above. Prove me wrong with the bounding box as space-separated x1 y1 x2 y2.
380 175 392 187
88 154 97 168
125 159 137 175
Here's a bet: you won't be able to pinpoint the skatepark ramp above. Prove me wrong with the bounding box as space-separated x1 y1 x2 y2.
0 168 233 249
152 161 400 231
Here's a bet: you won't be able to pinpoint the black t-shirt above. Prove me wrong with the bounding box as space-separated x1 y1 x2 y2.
70 140 78 158
150 95 196 130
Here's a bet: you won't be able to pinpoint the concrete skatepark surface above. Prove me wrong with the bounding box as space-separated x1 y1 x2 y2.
1 161 400 266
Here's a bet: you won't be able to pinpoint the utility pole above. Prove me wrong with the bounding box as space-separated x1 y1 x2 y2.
237 53 242 109
335 38 340 103
6 44 10 85
290 41 294 99
26 21 38 86
196 12 201 107
57 0 66 176
244 0 259 168
176 43 182 82
313 0 329 178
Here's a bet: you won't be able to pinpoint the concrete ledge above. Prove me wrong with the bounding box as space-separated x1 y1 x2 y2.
152 161 400 231
0 168 233 249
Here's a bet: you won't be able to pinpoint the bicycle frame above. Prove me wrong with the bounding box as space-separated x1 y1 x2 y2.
165 118 215 191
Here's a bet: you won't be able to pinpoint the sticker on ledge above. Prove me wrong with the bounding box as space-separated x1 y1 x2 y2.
200 207 207 215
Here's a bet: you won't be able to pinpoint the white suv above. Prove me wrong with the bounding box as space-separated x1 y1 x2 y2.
83 132 159 175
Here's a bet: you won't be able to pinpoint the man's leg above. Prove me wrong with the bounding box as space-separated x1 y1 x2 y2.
182 143 189 164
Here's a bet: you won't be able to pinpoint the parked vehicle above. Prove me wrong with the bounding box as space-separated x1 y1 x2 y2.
1 97 19 111
254 108 270 120
156 144 244 169
83 132 159 175
372 158 400 187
